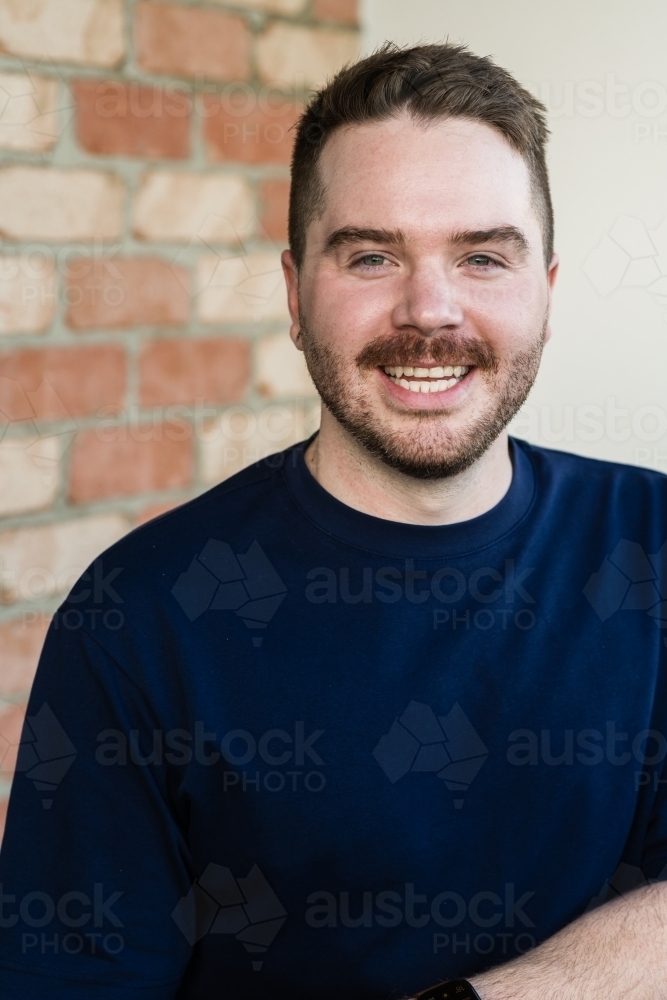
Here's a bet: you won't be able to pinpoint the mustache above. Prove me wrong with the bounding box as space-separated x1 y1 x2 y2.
355 332 499 371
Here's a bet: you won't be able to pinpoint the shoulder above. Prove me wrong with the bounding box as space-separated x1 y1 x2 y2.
62 445 302 612
515 437 667 547
516 437 667 491
112 445 298 548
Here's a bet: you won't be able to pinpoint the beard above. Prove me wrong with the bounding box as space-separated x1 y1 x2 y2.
299 316 547 480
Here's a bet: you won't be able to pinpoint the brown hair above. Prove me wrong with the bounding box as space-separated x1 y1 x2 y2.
288 42 553 268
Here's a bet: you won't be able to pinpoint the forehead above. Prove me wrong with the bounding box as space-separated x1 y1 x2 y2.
316 115 537 241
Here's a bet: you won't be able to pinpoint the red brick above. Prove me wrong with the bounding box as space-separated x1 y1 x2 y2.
135 3 250 82
0 0 125 68
260 178 290 242
256 23 358 89
0 438 60 517
312 0 358 25
0 73 60 153
0 254 56 335
139 338 250 407
68 430 193 504
0 703 27 778
0 516 129 606
0 615 50 697
0 167 124 242
132 171 253 242
0 796 7 847
73 79 191 159
135 498 184 526
203 96 301 165
65 257 190 331
0 345 126 421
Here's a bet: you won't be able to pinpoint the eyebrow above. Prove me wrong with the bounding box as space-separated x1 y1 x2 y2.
322 224 530 257
449 226 530 257
323 227 407 253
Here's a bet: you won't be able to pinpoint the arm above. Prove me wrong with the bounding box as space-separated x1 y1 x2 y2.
469 882 667 1000
0 612 192 998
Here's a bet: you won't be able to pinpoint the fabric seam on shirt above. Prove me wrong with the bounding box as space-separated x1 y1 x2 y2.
123 463 277 538
60 620 162 720
279 444 539 561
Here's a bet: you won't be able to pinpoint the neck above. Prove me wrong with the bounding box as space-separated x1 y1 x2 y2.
304 410 513 526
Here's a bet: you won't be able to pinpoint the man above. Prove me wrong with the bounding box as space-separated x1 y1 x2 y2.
0 42 666 1000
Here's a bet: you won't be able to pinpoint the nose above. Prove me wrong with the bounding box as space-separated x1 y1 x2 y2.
391 262 464 337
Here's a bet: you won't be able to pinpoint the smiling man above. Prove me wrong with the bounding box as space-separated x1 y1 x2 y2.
283 98 555 523
1 43 667 1000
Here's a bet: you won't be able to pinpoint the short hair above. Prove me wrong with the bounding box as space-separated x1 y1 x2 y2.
288 42 553 269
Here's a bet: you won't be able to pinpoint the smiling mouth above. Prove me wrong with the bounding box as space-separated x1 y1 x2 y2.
381 364 471 394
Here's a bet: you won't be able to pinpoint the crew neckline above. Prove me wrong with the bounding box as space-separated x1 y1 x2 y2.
281 436 536 559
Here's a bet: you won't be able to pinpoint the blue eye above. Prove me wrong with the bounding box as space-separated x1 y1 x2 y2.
355 254 387 268
467 254 501 268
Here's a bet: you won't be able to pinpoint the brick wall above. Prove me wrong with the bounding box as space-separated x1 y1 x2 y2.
0 0 359 838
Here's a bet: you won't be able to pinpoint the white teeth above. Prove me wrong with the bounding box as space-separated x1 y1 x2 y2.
402 379 451 393
384 364 471 378
384 363 471 393
387 373 465 393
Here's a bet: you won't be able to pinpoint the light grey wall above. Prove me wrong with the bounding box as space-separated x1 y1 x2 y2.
362 0 667 469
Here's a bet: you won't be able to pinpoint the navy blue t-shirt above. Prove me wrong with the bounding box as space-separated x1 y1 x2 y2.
1 437 667 999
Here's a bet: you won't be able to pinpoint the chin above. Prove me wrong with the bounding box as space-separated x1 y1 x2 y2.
342 417 506 481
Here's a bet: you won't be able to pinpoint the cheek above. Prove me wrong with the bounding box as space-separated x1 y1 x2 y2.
460 278 546 347
305 264 547 355
309 271 393 349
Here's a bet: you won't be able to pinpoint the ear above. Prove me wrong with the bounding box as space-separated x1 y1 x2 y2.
543 252 559 344
281 249 302 350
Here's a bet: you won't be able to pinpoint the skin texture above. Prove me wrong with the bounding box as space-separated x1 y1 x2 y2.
469 881 667 1000
281 113 558 525
280 112 667 996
